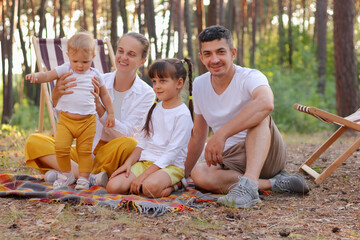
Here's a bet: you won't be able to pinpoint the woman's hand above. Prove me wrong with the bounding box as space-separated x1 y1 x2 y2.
91 76 100 100
109 162 132 179
52 72 76 107
92 76 106 117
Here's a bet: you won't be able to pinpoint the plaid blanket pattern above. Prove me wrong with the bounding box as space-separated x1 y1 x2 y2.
0 174 217 217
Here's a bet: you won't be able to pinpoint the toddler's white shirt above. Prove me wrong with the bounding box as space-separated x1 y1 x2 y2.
55 62 105 115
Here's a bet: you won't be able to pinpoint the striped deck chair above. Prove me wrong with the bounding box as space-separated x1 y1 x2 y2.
32 36 116 136
294 103 360 184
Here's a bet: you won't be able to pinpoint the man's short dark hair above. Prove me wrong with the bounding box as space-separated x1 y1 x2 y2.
198 25 233 50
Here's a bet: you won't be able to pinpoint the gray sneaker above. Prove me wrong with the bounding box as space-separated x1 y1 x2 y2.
44 170 59 183
53 172 76 189
75 177 90 190
271 170 309 194
89 172 109 187
217 176 260 208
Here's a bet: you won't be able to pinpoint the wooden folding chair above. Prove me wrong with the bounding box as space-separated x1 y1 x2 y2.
294 103 360 184
32 36 116 136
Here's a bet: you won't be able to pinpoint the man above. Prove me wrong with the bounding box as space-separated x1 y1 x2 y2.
185 25 308 208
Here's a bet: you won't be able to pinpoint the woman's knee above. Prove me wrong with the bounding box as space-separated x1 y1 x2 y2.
106 178 129 194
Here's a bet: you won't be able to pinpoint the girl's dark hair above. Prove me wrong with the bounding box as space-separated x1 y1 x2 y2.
143 57 193 137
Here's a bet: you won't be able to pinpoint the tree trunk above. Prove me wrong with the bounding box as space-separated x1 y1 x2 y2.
138 0 144 34
81 0 88 30
250 0 257 68
333 0 359 117
184 0 193 61
1 1 6 112
92 0 97 38
196 0 207 74
59 0 64 38
316 0 328 94
2 0 15 124
175 0 183 59
301 0 306 35
53 0 58 37
145 0 158 60
119 0 128 33
277 0 285 65
137 0 145 79
38 0 46 37
240 0 247 66
166 0 174 58
265 0 272 43
219 0 224 26
226 0 234 31
17 0 31 101
258 0 263 42
288 0 293 67
234 0 243 66
110 0 117 51
207 0 217 26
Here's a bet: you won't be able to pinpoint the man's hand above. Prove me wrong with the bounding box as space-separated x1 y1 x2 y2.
204 132 226 166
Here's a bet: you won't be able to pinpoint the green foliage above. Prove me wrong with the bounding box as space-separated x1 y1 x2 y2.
257 32 336 133
10 99 51 131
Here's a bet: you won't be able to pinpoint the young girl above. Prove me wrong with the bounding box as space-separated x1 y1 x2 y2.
106 58 194 198
25 32 115 190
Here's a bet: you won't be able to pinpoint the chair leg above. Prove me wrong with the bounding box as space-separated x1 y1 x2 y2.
300 126 347 168
42 83 57 137
38 83 46 133
315 136 360 184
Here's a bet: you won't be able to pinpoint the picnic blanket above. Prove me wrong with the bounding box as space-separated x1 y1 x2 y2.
0 174 218 217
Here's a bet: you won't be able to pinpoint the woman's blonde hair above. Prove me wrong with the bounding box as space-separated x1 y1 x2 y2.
67 31 95 56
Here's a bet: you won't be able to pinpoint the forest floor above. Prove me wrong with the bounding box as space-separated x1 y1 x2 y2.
0 130 359 239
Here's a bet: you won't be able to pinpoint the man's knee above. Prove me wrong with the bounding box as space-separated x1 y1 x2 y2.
191 163 213 187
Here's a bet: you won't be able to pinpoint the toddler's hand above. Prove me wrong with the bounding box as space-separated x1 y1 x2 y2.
106 113 115 128
25 73 38 83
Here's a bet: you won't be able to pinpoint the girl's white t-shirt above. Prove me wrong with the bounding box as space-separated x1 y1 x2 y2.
55 62 105 115
136 102 193 170
193 65 270 151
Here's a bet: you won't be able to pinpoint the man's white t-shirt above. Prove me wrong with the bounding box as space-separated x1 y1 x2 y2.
193 65 270 151
55 62 105 115
136 102 193 170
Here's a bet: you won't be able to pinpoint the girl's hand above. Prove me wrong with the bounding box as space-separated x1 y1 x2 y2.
109 162 131 179
130 174 147 195
52 72 76 106
25 73 38 83
106 113 115 128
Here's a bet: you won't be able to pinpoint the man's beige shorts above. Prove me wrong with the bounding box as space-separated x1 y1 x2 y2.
221 117 286 179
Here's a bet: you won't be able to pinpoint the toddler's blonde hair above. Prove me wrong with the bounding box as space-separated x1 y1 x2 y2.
67 32 95 56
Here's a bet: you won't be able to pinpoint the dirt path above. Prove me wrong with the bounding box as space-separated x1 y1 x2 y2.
0 133 359 239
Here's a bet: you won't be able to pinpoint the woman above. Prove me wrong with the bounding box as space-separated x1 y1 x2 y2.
25 32 156 187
